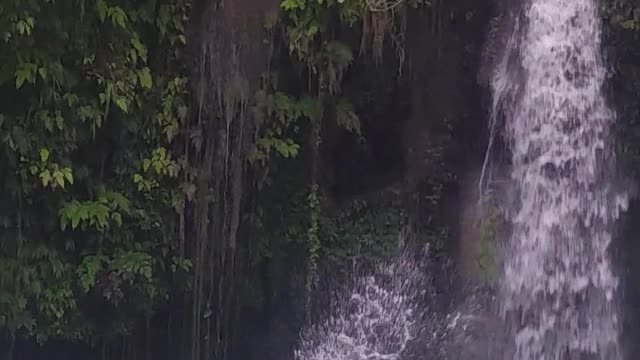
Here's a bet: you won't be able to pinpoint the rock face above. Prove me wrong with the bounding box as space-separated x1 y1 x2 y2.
477 0 523 88
456 168 482 283
443 287 505 360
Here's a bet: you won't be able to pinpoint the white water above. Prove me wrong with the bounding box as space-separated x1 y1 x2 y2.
293 248 457 360
491 0 629 358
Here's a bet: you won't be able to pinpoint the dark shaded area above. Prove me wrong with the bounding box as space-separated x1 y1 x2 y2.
605 5 640 358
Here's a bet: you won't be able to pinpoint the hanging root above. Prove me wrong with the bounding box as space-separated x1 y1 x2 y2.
361 0 412 65
365 0 406 12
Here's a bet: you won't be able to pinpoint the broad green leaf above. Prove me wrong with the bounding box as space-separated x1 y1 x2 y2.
115 98 128 113
71 211 81 229
129 49 138 62
54 170 65 188
40 170 51 187
96 0 108 22
39 148 49 162
55 113 64 130
139 67 152 89
17 21 25 35
63 169 73 184
131 37 147 58
44 116 54 132
153 160 162 174
93 204 109 228
63 94 79 107
111 7 128 29
77 255 105 292
15 70 27 89
105 191 130 212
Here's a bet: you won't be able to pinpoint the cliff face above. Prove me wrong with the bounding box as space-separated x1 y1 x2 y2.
606 3 640 355
186 2 283 359
230 1 495 358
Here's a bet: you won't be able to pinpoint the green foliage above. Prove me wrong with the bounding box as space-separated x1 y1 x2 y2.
281 0 363 60
250 91 306 164
77 255 108 293
0 0 190 350
607 0 640 29
321 197 404 266
477 207 500 282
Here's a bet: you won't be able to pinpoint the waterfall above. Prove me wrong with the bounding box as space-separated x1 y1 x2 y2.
490 0 629 358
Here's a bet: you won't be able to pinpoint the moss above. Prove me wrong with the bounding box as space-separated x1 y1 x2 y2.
476 205 502 283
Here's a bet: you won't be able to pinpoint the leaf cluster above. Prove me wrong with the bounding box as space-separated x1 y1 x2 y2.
0 0 190 347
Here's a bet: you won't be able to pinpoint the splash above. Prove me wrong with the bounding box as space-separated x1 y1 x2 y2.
293 247 455 360
489 0 629 358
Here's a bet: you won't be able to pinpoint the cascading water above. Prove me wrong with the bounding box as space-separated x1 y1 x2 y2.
490 0 629 358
